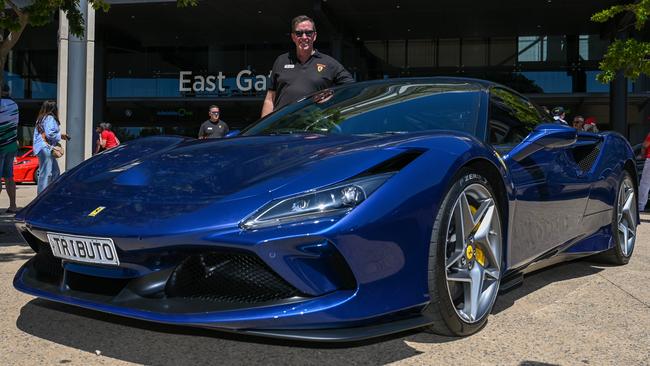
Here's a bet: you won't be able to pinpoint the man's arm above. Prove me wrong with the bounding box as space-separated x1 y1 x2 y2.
261 90 276 118
198 123 205 139
333 63 355 85
99 131 107 148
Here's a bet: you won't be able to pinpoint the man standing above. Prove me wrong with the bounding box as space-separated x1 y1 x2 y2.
0 85 18 213
199 105 229 139
261 15 354 117
551 106 569 125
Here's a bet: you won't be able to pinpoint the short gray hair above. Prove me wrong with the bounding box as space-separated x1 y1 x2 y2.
291 15 316 32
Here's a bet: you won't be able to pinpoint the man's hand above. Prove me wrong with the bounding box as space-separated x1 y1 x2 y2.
261 90 276 118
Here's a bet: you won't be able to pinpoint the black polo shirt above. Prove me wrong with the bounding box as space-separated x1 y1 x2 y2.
198 119 229 138
269 50 354 110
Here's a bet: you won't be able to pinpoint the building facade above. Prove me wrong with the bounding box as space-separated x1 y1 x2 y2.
6 0 650 154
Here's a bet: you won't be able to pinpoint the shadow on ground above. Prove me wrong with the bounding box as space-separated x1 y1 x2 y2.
0 213 26 247
0 247 32 262
491 260 605 315
16 299 429 365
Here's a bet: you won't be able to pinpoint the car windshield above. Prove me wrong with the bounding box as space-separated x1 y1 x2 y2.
242 81 482 137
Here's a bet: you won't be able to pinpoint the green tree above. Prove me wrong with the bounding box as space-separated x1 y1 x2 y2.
0 0 196 88
592 0 650 83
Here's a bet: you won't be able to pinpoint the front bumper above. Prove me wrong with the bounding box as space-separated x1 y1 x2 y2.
13 223 431 341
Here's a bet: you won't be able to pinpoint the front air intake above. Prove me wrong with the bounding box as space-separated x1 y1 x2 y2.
165 251 302 303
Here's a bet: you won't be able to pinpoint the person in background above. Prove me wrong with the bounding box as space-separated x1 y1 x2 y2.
551 106 569 125
198 105 229 139
0 84 19 213
33 100 68 194
583 116 599 133
572 115 585 130
99 122 120 150
93 125 103 154
638 132 650 213
260 15 354 117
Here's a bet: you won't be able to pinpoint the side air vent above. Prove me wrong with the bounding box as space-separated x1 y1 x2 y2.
572 143 602 173
358 149 425 177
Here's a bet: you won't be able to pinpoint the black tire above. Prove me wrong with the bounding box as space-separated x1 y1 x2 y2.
424 168 503 336
598 171 637 265
33 169 39 185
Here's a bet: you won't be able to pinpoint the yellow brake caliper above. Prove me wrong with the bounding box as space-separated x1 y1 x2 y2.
469 204 486 267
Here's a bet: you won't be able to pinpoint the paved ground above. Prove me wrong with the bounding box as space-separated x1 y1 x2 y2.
0 184 649 365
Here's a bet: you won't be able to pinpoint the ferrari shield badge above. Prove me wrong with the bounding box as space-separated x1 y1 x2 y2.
88 206 106 217
317 63 326 73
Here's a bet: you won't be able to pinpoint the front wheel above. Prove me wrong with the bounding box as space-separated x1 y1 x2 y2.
425 169 503 336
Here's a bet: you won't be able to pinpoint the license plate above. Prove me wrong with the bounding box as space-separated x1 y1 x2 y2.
46 232 120 266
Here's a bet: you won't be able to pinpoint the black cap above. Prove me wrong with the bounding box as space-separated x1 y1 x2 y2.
551 106 565 116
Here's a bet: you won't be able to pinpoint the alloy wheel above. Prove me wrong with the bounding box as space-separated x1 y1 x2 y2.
444 183 502 323
616 177 637 257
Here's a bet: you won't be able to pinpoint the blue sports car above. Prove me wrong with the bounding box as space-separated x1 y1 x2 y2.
14 78 639 341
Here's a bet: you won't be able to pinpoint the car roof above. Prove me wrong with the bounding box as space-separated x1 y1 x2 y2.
348 76 495 90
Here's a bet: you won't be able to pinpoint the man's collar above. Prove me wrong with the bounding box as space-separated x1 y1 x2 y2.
290 48 320 62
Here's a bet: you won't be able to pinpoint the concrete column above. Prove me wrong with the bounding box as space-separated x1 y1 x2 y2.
65 0 89 169
84 6 95 159
56 11 69 172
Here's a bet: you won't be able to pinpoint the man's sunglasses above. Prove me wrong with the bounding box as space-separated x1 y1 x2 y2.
294 30 315 37
210 111 220 115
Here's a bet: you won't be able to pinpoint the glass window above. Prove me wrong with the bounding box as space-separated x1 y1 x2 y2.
490 37 516 66
516 71 572 93
408 40 435 68
364 41 387 62
488 88 544 147
243 82 482 137
462 38 488 67
388 40 406 68
518 36 545 62
579 34 609 61
439 38 460 67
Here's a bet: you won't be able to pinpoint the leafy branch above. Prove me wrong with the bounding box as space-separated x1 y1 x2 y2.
592 0 650 83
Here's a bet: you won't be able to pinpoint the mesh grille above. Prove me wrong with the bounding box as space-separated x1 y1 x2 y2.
575 143 602 172
32 244 63 285
165 251 301 303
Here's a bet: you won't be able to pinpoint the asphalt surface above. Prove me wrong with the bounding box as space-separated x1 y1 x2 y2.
1 184 649 365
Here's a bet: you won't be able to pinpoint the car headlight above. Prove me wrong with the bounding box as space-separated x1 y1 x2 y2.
241 173 393 229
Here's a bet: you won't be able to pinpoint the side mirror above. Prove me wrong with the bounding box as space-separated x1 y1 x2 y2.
225 130 241 138
507 124 577 162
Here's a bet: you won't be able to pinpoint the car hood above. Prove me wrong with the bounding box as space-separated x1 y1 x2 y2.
18 134 425 235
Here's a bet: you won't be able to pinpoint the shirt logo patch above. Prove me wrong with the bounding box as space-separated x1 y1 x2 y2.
284 64 295 69
317 63 326 73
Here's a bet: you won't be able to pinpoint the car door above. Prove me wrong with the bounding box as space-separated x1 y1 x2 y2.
487 88 592 268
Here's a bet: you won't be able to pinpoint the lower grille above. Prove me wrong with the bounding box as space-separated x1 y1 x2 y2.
165 251 302 303
66 271 130 296
32 244 63 285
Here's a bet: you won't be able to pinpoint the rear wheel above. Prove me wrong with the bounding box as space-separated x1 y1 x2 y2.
33 169 39 185
601 172 637 265
425 169 503 336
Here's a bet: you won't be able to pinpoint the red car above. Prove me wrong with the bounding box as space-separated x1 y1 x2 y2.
13 146 39 184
